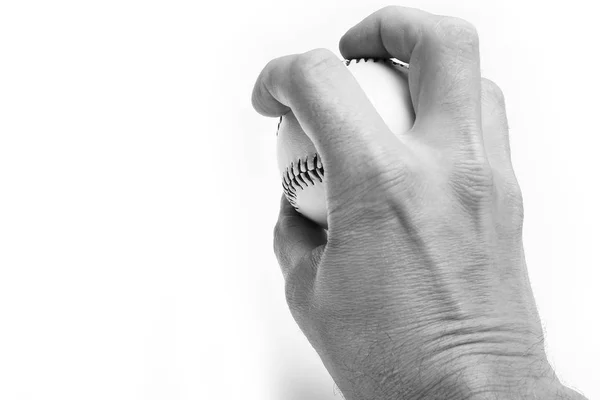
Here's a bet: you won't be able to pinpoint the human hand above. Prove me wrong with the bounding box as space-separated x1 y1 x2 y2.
252 6 586 400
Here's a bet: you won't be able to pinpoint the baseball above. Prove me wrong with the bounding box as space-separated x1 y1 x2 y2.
276 57 415 229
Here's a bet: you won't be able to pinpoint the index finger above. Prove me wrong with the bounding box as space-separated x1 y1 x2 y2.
251 49 411 193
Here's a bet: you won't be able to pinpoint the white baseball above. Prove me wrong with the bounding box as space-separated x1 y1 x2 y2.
276 58 415 229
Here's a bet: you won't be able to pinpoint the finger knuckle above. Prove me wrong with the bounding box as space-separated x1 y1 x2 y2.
501 179 525 228
372 150 421 197
505 180 524 208
327 149 419 220
431 16 479 51
291 48 340 85
449 155 495 209
481 78 506 108
381 4 402 15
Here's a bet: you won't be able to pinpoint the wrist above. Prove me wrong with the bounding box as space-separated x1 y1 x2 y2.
334 353 587 400
407 355 586 400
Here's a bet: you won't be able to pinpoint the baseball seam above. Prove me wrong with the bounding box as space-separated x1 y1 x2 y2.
278 57 409 209
281 153 324 209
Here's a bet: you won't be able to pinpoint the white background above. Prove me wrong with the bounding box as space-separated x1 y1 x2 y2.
0 0 597 399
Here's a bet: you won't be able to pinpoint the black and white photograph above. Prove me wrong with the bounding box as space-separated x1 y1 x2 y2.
0 1 597 399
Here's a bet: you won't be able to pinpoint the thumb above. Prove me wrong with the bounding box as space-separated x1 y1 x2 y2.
274 194 326 310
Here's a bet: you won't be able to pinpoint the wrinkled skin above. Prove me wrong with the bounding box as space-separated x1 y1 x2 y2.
251 6 587 400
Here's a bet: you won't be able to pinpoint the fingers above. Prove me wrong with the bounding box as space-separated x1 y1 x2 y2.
251 48 412 196
274 194 327 312
273 194 326 281
339 6 483 150
339 6 431 63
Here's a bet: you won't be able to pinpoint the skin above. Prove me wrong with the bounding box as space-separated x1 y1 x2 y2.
251 6 588 400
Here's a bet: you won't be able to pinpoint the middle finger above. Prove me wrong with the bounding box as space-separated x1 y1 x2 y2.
339 6 483 150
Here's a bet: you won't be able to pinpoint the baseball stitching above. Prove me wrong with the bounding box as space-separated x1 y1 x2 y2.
281 153 324 209
278 57 409 209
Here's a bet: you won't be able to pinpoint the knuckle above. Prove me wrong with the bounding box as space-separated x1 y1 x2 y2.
481 78 506 108
449 155 495 208
500 179 525 228
327 149 419 219
372 151 421 197
381 4 401 15
505 180 524 208
291 48 341 84
431 16 479 51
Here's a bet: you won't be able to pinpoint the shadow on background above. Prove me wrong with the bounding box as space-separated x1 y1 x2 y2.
274 364 344 400
277 379 344 400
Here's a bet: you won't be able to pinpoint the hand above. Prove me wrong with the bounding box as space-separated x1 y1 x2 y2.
252 6 586 400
